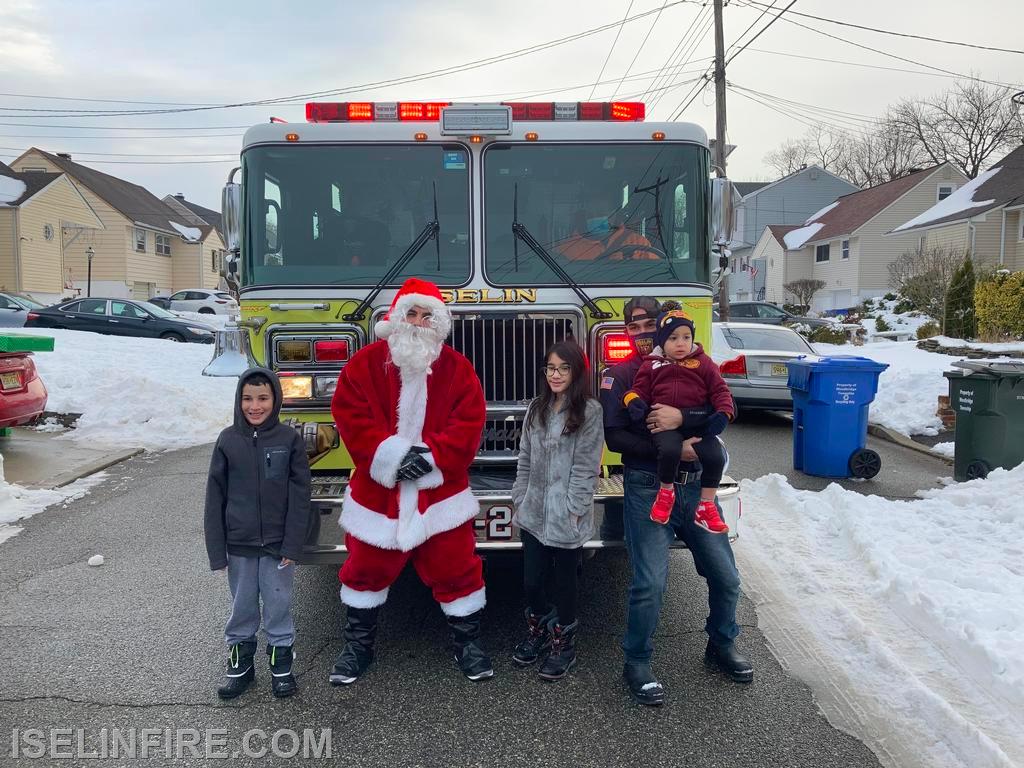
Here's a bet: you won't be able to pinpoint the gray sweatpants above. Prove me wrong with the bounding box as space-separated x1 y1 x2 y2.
225 553 296 647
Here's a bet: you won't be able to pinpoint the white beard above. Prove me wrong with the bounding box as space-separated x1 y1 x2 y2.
387 322 444 375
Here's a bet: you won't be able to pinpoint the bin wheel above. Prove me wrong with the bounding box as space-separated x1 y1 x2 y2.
849 448 882 479
965 460 990 480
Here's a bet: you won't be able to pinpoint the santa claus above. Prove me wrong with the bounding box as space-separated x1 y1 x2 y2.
328 277 491 683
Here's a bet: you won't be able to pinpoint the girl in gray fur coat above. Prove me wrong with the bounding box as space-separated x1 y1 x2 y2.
511 340 605 680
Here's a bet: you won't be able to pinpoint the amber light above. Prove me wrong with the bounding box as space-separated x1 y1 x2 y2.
651 131 665 141
285 132 299 142
524 132 539 141
469 135 484 144
414 132 428 141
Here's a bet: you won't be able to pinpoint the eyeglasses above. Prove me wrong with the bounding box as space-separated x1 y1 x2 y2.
543 365 572 377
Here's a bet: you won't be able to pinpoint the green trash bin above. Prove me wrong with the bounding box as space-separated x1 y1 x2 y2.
943 361 1024 481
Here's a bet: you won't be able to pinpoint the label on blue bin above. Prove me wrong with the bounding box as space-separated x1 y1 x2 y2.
835 382 858 404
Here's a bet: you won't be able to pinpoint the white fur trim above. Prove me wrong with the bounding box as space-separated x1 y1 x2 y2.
396 486 478 552
439 586 486 617
376 293 450 340
396 367 429 443
339 487 401 550
339 584 390 609
414 451 444 490
369 434 412 489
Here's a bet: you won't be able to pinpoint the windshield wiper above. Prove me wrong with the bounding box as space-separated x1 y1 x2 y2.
511 183 612 320
342 183 441 321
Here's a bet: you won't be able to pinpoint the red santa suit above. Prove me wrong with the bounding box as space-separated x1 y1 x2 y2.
330 279 487 617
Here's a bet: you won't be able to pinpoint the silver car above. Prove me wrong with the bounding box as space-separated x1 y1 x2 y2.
0 292 46 328
710 322 820 412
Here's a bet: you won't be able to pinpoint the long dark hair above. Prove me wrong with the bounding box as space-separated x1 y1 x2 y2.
526 339 592 435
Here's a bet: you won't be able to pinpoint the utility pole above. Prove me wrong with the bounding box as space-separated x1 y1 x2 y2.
713 0 730 321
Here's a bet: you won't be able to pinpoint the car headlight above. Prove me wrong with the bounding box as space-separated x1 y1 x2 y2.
280 375 313 400
187 326 213 335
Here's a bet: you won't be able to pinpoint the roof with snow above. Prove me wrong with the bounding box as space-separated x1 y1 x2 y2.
889 144 1024 234
0 166 61 207
175 197 223 238
17 148 194 234
782 166 939 249
766 224 799 248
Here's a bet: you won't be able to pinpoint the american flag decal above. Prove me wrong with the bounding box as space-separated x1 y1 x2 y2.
601 376 614 390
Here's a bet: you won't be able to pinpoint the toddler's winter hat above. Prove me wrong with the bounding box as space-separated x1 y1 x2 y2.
654 309 696 351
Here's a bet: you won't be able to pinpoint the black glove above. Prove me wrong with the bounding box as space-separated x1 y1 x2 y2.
705 411 729 436
626 396 649 425
396 447 432 481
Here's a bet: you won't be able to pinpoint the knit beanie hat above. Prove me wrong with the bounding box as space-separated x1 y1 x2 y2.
654 309 696 351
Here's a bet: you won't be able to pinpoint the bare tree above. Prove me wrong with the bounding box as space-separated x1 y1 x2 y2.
802 124 847 173
887 245 969 322
836 113 928 188
783 279 826 312
764 138 808 177
892 80 1022 178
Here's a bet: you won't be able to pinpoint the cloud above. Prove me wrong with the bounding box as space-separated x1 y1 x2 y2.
0 0 63 77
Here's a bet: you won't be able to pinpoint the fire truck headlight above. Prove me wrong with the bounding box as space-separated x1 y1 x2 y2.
314 375 338 399
280 375 313 400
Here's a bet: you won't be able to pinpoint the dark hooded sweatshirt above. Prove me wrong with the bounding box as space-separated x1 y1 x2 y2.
204 368 311 570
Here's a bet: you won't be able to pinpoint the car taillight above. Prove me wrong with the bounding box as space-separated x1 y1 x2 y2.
602 333 634 364
23 356 37 384
719 355 747 377
26 312 39 322
314 339 350 363
214 300 228 304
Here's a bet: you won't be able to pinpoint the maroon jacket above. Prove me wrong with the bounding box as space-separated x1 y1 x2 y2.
625 343 734 417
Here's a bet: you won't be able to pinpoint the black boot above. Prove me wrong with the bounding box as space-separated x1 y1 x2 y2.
511 607 556 667
217 640 256 699
538 619 578 681
448 609 494 681
329 606 379 686
704 641 754 683
623 662 666 706
267 644 297 698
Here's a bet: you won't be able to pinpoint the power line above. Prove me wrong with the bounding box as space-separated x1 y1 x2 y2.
589 0 636 100
648 7 715 112
610 0 670 99
739 1 1024 55
726 0 778 55
0 153 234 165
724 0 798 66
0 133 244 140
0 146 236 157
0 92 219 107
746 48 990 81
0 121 252 131
639 4 711 104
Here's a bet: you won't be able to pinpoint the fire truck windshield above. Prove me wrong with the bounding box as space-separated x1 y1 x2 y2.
484 142 709 286
241 144 471 286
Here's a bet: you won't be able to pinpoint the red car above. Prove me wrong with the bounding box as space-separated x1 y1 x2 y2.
0 350 48 428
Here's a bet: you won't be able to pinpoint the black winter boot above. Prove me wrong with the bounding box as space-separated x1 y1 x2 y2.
511 607 556 666
329 606 379 686
217 640 256 699
704 640 754 683
267 645 297 698
448 609 494 681
623 662 666 706
538 619 578 681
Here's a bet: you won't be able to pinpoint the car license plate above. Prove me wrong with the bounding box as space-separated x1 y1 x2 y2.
0 371 21 390
771 364 788 377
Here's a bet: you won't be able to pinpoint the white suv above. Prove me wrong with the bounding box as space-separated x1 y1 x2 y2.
163 289 238 315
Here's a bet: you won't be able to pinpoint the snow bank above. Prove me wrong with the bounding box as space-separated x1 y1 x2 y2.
0 454 105 545
739 465 1024 768
3 327 236 451
169 221 202 241
173 311 232 329
858 296 937 341
784 222 825 250
0 173 27 206
931 335 1024 353
893 167 1000 232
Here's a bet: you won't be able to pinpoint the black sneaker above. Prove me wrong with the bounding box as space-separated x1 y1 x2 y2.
623 662 665 706
217 640 256 700
267 645 297 698
704 641 753 683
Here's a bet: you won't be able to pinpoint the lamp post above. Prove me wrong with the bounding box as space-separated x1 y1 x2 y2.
86 246 95 297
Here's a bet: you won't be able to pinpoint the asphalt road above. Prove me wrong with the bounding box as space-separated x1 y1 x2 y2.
0 429 925 768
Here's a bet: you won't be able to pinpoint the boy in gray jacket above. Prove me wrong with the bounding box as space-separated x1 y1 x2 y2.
204 368 311 699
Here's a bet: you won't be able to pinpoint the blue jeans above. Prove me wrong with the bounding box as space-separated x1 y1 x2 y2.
621 467 741 665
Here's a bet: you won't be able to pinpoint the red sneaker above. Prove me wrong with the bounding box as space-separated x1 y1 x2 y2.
650 487 675 525
694 499 729 534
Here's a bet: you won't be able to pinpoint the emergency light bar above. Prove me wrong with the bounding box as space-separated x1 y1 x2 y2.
305 101 646 124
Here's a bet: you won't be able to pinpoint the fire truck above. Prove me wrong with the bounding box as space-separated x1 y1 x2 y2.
206 100 741 563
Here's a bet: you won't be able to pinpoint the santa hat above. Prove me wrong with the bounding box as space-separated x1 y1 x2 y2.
374 277 452 340
654 309 696 350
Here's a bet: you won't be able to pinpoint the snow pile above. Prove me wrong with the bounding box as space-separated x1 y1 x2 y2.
858 296 938 341
3 327 236 451
0 172 27 206
804 201 838 223
893 167 1000 232
169 221 203 241
173 311 233 328
932 441 956 457
0 454 105 546
783 221 825 250
930 335 1024 353
739 465 1024 768
813 340 957 435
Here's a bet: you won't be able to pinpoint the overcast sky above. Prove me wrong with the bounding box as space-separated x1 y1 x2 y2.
1 0 1021 210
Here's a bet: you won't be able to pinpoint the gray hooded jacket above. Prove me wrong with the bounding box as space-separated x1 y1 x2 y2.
203 368 311 570
511 398 604 548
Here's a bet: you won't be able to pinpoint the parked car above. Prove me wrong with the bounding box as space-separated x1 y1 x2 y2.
710 322 820 412
146 295 172 310
714 302 834 329
0 292 47 328
0 347 48 428
160 289 238 315
25 298 216 343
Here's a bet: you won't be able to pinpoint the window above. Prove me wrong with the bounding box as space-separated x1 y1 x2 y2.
815 243 830 262
841 239 850 260
185 291 208 300
134 228 147 252
155 234 171 256
77 299 108 314
0 295 18 309
211 250 220 272
756 304 787 319
112 301 149 319
21 166 47 173
1018 213 1024 241
937 184 957 202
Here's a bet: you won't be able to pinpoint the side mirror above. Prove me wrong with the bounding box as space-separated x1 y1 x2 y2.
222 168 242 253
710 177 739 248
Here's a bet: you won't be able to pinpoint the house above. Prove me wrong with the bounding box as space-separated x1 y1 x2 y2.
729 166 859 300
0 160 104 304
763 163 971 312
888 144 1024 271
752 224 799 307
8 149 226 299
162 193 224 241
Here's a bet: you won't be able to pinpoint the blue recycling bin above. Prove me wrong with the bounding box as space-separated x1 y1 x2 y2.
788 356 890 479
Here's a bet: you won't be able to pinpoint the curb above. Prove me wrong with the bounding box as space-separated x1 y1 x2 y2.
867 424 953 464
41 448 145 490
